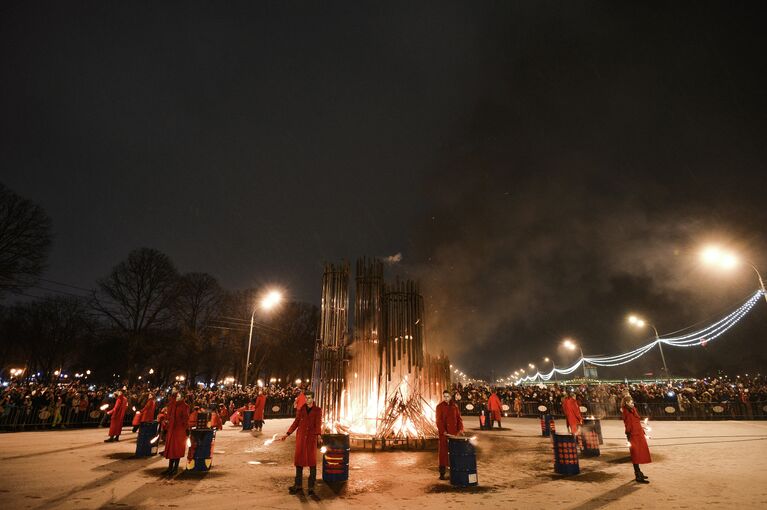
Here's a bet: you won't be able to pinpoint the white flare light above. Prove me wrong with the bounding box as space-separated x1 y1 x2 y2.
261 290 283 311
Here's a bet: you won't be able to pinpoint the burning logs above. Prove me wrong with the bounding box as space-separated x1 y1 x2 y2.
377 386 438 439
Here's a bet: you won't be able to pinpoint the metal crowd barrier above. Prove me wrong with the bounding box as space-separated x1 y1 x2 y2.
0 404 112 431
0 399 300 432
263 400 298 418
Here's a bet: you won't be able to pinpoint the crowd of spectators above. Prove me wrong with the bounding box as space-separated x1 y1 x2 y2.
0 379 306 430
450 374 767 417
3 373 767 430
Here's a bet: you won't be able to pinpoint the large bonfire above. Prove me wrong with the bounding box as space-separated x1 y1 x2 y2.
311 258 450 440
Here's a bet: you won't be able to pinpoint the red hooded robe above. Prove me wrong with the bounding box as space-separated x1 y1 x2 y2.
563 396 583 434
254 394 267 421
140 398 156 423
286 404 322 467
108 394 128 436
164 398 190 460
622 405 652 464
487 393 503 422
436 400 464 467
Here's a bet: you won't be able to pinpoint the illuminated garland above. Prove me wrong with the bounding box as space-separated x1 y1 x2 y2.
516 289 764 383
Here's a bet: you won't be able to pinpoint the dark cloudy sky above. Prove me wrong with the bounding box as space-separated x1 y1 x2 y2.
2 2 765 380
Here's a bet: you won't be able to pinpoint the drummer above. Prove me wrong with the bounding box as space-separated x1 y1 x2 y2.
436 389 464 480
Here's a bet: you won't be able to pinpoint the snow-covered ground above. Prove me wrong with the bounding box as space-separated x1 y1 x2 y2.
0 417 765 509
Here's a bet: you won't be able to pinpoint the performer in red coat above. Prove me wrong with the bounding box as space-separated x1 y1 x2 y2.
562 392 583 435
218 404 229 424
208 407 223 430
621 394 651 483
436 390 464 480
279 391 322 496
140 393 156 423
487 391 503 429
253 390 267 431
104 390 128 442
164 390 190 476
132 392 156 432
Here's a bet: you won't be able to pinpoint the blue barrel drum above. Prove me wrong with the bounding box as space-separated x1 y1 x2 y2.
322 433 350 483
187 428 216 471
242 409 254 430
540 414 556 437
479 408 493 430
578 423 600 457
583 417 603 444
135 421 159 457
553 433 580 475
448 437 478 487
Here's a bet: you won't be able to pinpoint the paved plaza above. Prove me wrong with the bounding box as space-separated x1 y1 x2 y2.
1 417 766 509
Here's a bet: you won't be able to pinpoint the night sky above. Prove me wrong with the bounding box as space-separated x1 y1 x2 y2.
2 2 766 380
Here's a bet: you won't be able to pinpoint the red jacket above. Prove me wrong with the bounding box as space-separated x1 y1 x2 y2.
209 412 223 430
139 398 156 423
108 395 128 436
164 398 190 460
286 404 322 467
622 405 652 464
563 397 582 433
254 395 267 420
237 403 255 414
436 401 464 467
488 393 503 421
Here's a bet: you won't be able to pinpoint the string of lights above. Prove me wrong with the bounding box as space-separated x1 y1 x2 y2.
513 289 764 383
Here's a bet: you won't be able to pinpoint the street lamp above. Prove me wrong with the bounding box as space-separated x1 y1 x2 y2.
543 356 557 381
627 314 669 380
563 338 587 377
245 289 284 386
700 245 767 304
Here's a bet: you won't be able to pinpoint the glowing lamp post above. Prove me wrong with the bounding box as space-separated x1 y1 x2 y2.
563 338 587 378
627 315 669 380
700 245 767 305
244 289 283 387
543 356 557 381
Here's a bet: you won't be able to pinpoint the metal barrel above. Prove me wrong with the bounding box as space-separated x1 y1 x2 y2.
187 428 216 471
448 437 478 487
579 423 600 457
540 414 555 436
135 421 159 457
552 433 580 475
583 417 603 444
322 433 350 483
242 410 254 430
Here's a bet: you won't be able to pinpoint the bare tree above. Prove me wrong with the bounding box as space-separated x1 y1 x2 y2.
3 296 93 381
172 272 225 381
0 183 52 296
173 272 224 333
92 247 179 332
